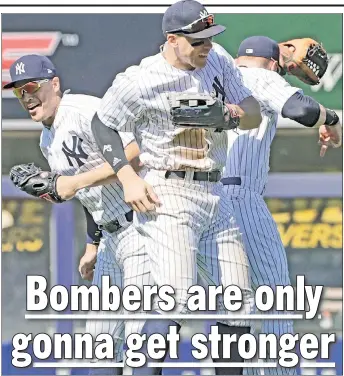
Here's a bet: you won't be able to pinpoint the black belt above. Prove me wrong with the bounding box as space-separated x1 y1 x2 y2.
99 211 133 234
221 177 242 186
165 170 221 182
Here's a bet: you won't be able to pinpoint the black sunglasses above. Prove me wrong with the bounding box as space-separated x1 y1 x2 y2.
270 58 285 76
190 38 213 47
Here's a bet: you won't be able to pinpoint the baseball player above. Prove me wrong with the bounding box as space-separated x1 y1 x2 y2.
5 54 152 376
90 1 262 375
216 36 341 375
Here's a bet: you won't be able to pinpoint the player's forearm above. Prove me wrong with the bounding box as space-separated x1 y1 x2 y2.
83 206 102 245
71 143 142 191
91 113 130 173
234 96 262 130
282 92 340 127
73 163 119 190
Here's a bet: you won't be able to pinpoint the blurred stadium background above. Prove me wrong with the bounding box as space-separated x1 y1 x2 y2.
2 13 342 375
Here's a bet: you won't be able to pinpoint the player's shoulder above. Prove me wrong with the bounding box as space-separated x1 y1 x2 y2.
119 53 162 77
61 93 100 109
239 67 286 87
243 68 287 83
211 42 232 58
238 67 265 81
139 52 162 68
210 43 236 66
114 53 165 89
59 93 100 119
114 64 142 86
137 52 168 77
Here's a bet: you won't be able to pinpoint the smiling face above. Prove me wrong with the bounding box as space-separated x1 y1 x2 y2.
166 34 213 70
14 76 61 125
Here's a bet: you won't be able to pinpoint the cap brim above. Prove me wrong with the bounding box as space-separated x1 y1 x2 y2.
3 81 16 89
187 24 226 39
3 76 35 89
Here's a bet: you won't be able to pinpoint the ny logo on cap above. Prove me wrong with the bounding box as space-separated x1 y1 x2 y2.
15 62 25 75
200 10 208 18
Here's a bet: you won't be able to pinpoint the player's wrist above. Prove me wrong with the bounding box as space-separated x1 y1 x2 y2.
117 165 139 184
70 174 93 192
85 242 99 252
324 108 340 126
86 235 100 246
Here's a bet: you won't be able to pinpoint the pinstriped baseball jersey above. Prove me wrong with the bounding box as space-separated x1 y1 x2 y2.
39 93 142 370
39 93 134 225
215 45 299 375
224 67 300 184
97 44 252 172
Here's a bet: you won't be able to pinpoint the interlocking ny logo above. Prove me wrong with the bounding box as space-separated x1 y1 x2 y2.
62 136 88 168
15 62 25 75
200 10 208 18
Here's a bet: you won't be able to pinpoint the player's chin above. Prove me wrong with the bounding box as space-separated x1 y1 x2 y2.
28 106 44 122
195 56 208 68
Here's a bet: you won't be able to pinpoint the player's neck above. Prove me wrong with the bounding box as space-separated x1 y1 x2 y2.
42 96 62 127
162 47 195 71
236 57 267 69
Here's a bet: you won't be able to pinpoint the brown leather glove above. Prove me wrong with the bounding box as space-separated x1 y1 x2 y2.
279 38 329 85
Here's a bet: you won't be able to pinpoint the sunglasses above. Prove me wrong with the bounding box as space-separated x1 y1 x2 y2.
191 39 212 48
13 79 50 99
166 14 215 35
270 58 285 76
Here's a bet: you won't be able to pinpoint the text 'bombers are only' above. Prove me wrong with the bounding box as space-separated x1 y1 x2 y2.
26 275 322 319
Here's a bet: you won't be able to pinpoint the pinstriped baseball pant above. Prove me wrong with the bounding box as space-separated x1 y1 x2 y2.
86 223 149 369
133 169 253 327
223 183 296 376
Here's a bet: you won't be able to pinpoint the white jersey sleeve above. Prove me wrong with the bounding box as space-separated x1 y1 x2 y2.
97 66 143 132
212 43 252 105
252 69 302 114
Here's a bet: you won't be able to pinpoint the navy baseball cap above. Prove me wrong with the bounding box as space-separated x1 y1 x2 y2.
3 54 56 89
237 36 280 61
162 0 226 39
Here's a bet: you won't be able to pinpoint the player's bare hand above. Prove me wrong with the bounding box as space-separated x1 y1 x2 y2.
79 243 98 281
56 175 78 200
318 122 342 157
118 165 161 212
123 176 161 212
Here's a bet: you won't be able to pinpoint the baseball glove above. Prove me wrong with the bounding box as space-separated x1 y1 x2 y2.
278 38 329 85
169 92 240 131
10 163 65 203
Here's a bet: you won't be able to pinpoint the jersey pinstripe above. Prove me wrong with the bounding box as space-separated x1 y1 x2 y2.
39 93 134 225
97 44 252 172
224 67 300 184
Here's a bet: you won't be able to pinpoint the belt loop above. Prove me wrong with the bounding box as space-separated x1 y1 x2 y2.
190 170 195 183
185 170 194 183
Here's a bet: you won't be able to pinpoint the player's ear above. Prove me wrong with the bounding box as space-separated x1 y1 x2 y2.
167 34 179 48
51 76 60 93
269 59 278 72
